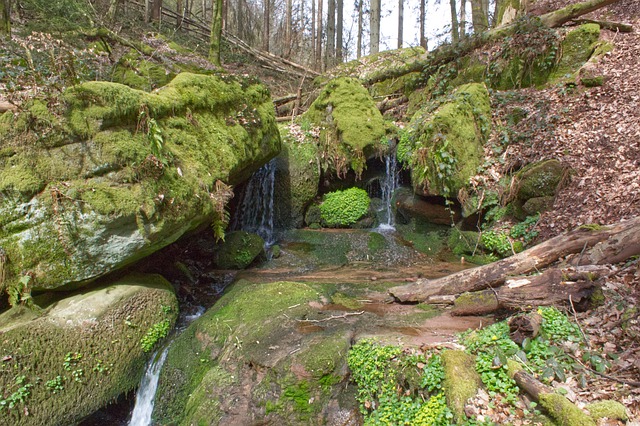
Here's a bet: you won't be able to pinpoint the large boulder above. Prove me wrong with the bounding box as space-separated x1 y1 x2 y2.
399 83 490 198
0 73 280 300
0 273 178 426
303 77 386 178
214 231 265 269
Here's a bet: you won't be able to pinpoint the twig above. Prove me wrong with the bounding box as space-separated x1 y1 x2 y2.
567 352 640 387
569 295 590 348
297 311 365 323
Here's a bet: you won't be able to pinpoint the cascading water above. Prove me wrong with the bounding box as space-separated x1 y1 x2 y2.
128 348 169 426
231 159 277 247
378 148 399 230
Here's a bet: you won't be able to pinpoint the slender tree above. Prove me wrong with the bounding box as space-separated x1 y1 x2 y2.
459 0 466 38
450 0 459 43
370 0 380 54
316 0 323 70
336 0 343 63
471 0 488 33
397 0 403 48
176 0 184 28
263 0 270 51
356 0 363 57
0 0 9 37
209 0 223 65
285 0 292 58
326 0 336 64
151 0 162 21
419 0 427 49
312 0 317 65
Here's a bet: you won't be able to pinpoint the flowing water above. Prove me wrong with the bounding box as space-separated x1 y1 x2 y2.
128 349 169 426
378 149 400 230
231 159 277 247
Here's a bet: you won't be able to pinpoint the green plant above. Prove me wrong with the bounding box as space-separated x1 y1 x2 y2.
0 375 33 412
45 375 65 393
141 319 171 352
481 230 514 257
421 354 445 393
63 352 83 371
510 215 540 245
319 187 370 227
538 306 581 343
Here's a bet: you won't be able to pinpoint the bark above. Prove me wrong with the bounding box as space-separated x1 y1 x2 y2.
370 0 380 54
513 370 551 401
107 0 123 23
450 0 459 43
316 0 323 69
0 0 9 37
285 0 292 58
312 0 316 65
539 0 621 28
145 0 150 23
177 0 184 27
263 0 270 52
151 0 162 21
459 0 466 39
336 0 343 63
209 0 223 65
397 0 404 48
451 268 600 316
389 216 640 303
471 0 488 33
419 0 427 49
326 0 335 65
508 312 542 344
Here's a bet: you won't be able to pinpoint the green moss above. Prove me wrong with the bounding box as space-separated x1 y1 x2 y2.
0 274 178 426
581 75 604 87
320 187 370 227
550 24 601 81
516 159 565 201
586 400 628 421
111 50 175 91
396 219 448 255
453 290 499 314
539 392 596 426
399 83 490 197
331 292 364 310
78 182 143 216
448 228 480 256
0 162 45 196
181 366 234 425
442 350 482 423
367 231 387 254
215 231 265 269
304 77 386 177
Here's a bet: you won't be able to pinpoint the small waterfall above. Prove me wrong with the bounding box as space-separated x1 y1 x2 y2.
232 159 277 247
378 148 399 230
128 348 169 426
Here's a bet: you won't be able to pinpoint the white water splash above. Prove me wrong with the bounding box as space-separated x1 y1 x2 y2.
378 149 400 229
128 348 169 426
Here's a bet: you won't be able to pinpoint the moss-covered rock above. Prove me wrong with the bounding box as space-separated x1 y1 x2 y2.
513 160 565 215
304 77 386 178
319 187 370 228
153 280 358 425
214 231 265 269
0 273 178 426
274 134 320 229
399 83 490 198
111 49 176 91
586 400 628 422
442 350 482 423
550 24 601 82
0 72 280 300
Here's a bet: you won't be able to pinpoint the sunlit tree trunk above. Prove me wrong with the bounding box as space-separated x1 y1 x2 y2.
450 0 459 43
263 0 270 51
209 0 223 65
336 0 343 63
397 0 403 48
0 0 9 38
471 0 488 33
326 0 335 65
459 0 466 38
370 0 380 54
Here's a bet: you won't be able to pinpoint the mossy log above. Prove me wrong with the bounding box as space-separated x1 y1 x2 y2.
539 0 622 28
442 350 482 423
569 18 633 33
451 268 599 316
389 216 640 303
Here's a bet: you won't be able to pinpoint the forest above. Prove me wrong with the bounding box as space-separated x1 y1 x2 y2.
0 0 639 425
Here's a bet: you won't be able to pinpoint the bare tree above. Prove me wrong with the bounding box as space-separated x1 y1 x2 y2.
471 0 488 33
151 0 162 21
419 0 427 49
397 0 403 48
316 0 323 69
450 0 459 43
263 0 270 51
370 0 380 54
357 0 363 57
285 0 292 58
327 0 336 64
459 0 466 38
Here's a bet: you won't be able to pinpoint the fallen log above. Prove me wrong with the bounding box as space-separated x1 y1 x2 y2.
450 268 599 316
569 18 634 33
539 0 622 28
389 217 640 303
0 101 17 113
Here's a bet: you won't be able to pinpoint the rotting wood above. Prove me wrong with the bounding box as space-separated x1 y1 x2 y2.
389 216 640 303
508 312 542 345
569 18 633 33
297 311 365 323
0 101 16 113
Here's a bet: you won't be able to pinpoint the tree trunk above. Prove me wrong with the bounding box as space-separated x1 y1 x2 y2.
459 0 466 38
177 0 184 27
540 0 621 28
397 0 404 49
312 0 317 65
326 0 335 65
209 0 223 66
450 0 459 43
151 0 162 21
419 0 427 49
336 0 343 63
285 0 292 58
145 0 150 23
357 0 363 57
316 0 323 70
389 216 640 303
263 0 270 52
471 0 488 33
370 0 380 54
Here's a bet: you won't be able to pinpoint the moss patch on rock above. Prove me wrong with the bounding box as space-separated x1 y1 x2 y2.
399 83 490 198
442 349 482 423
586 400 628 422
214 231 265 269
550 24 601 81
0 274 178 426
304 77 386 178
0 72 280 299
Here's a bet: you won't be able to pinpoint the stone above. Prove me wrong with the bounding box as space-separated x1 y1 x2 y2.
214 231 265 270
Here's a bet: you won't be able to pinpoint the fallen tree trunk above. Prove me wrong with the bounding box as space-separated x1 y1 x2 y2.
389 217 640 303
569 18 634 33
540 0 622 28
450 268 600 316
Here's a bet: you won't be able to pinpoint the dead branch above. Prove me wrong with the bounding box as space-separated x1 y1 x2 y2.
569 18 634 33
297 311 365 323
